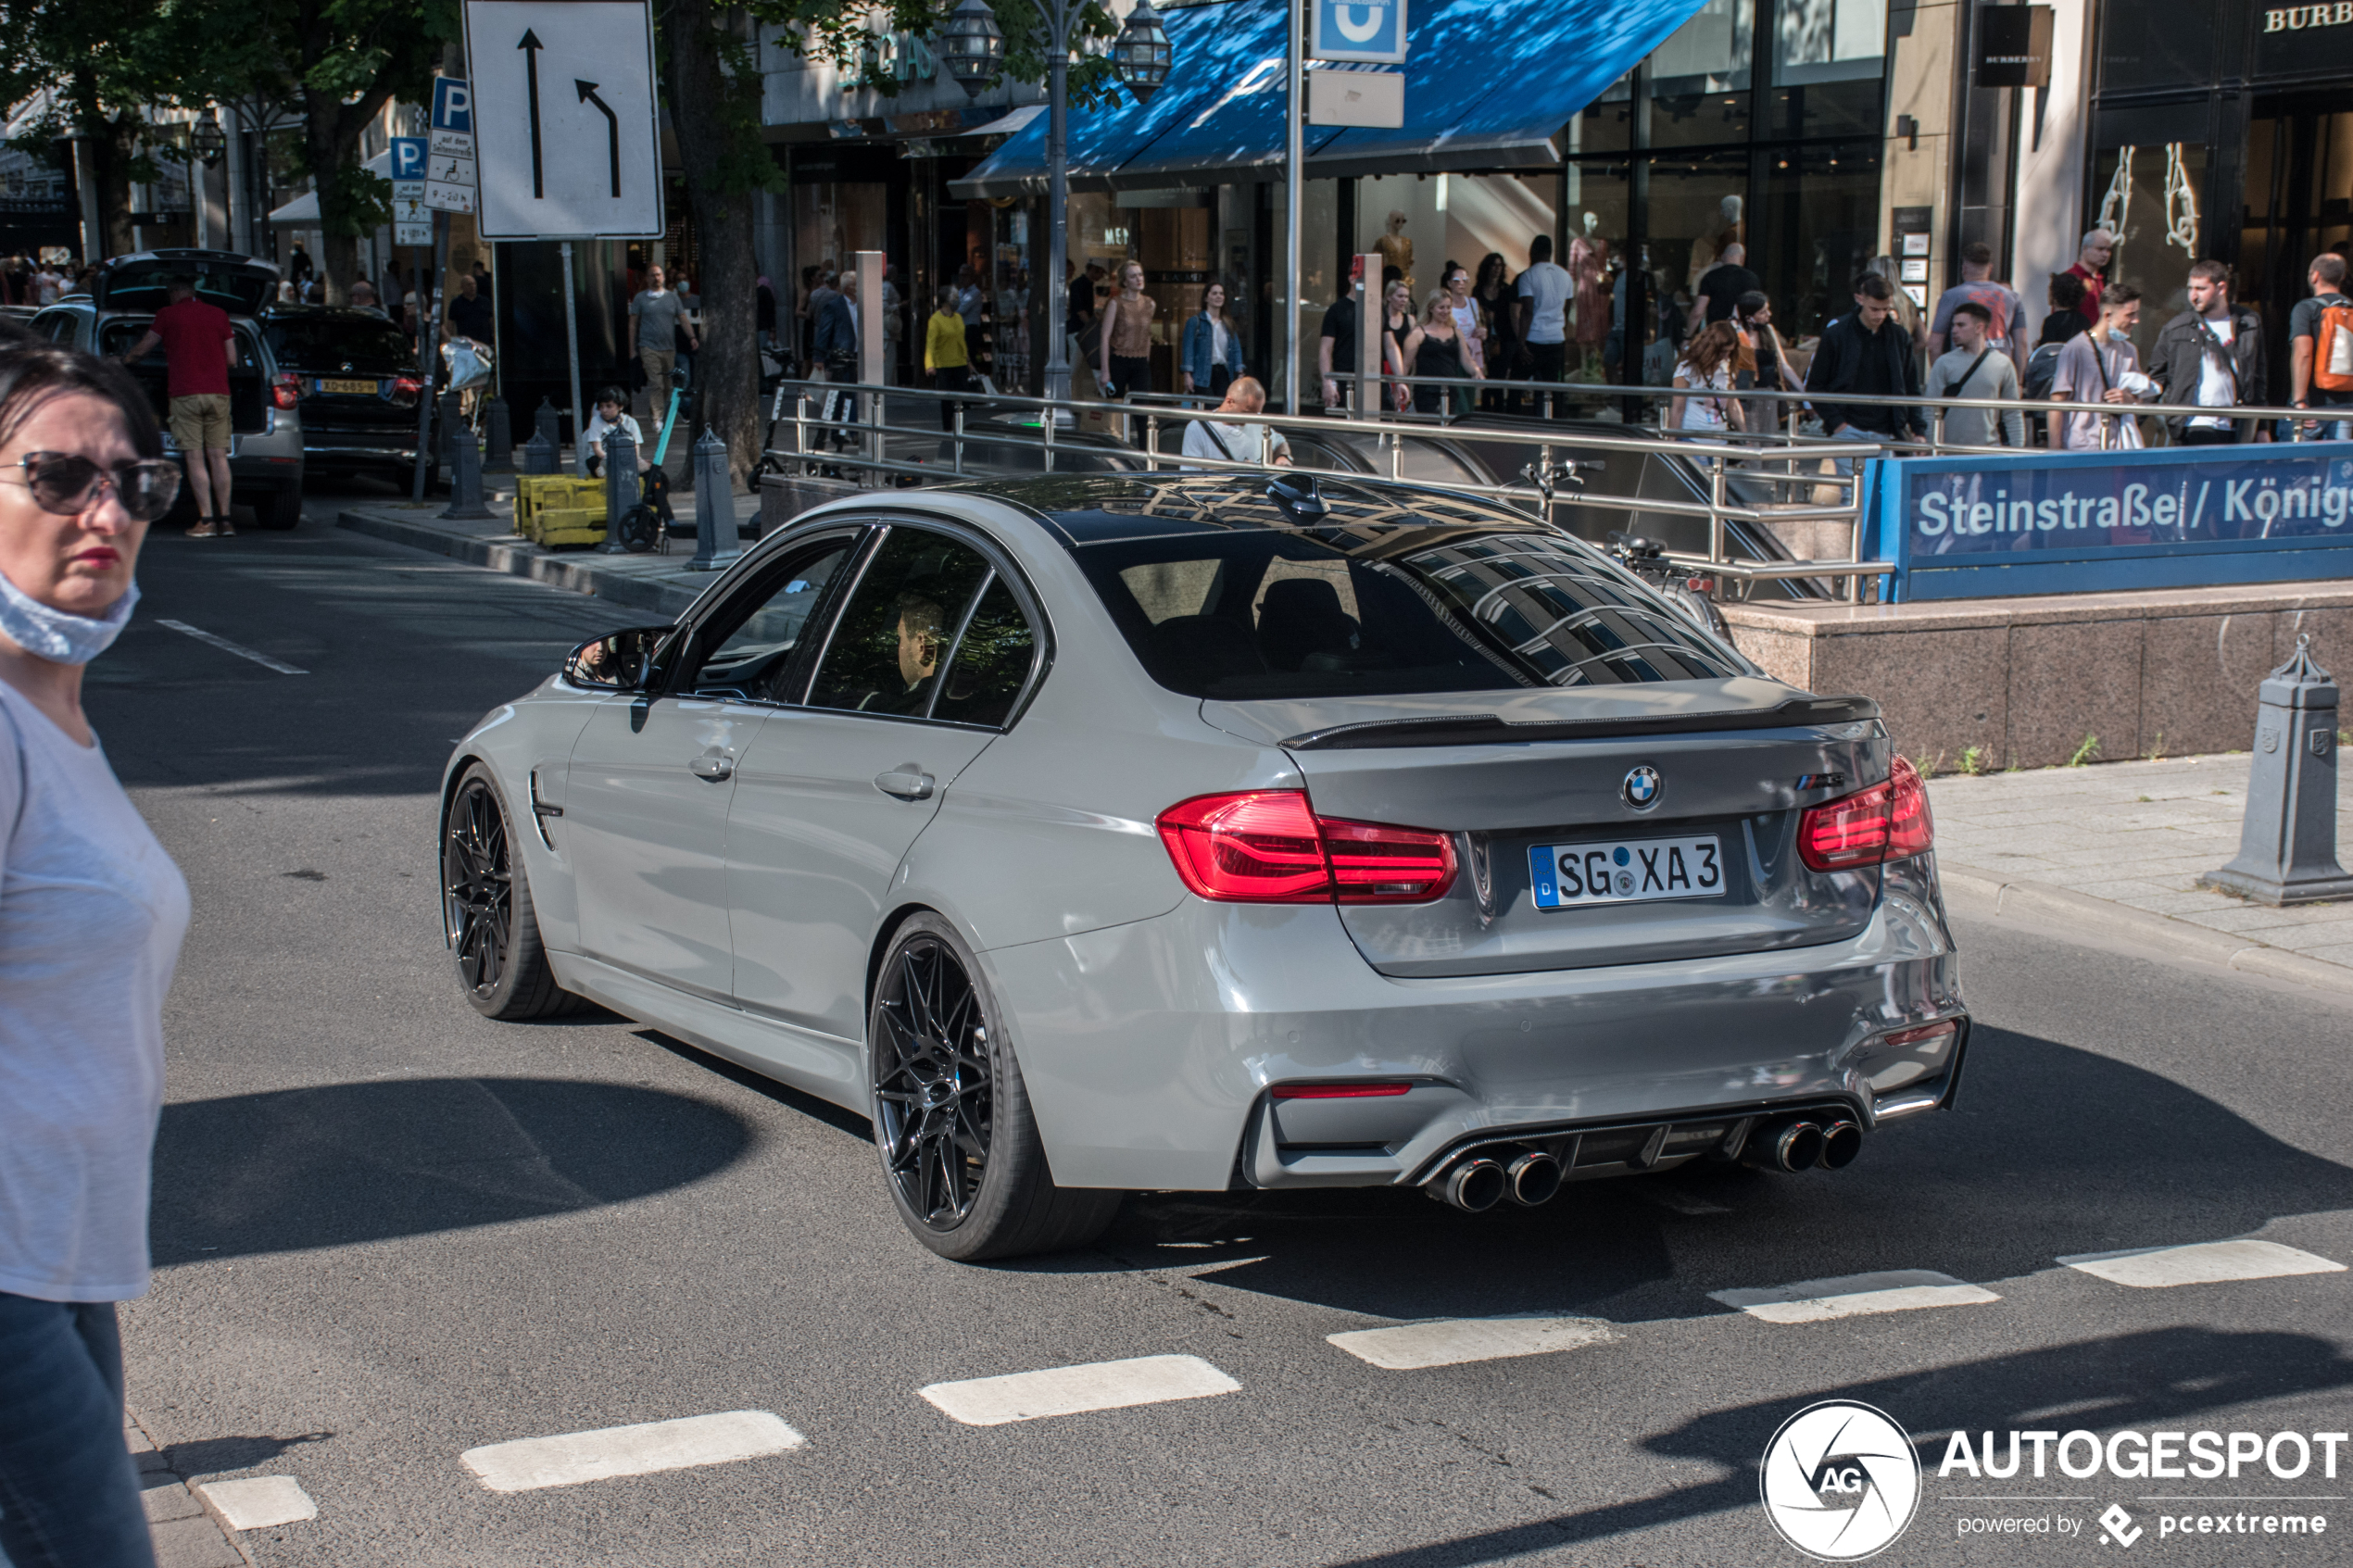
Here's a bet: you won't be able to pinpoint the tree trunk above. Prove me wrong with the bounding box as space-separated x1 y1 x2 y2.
304 110 352 305
662 0 761 487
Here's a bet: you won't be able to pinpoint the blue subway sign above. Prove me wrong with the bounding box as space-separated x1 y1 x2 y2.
1311 0 1408 62
1873 443 2353 600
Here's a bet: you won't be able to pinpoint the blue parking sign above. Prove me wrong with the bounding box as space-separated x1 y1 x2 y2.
431 76 472 134
389 136 428 182
1311 0 1406 62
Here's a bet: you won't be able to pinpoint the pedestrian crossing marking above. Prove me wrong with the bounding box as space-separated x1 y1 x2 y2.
920 1354 1239 1426
2057 1239 2346 1289
1711 1269 2002 1323
1327 1315 1617 1370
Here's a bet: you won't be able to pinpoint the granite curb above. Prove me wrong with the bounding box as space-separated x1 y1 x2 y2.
126 1410 252 1567
1940 862 2353 998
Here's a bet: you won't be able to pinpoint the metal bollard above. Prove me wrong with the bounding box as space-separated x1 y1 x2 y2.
439 429 494 521
598 424 638 554
482 395 513 472
2200 633 2353 905
688 428 739 571
438 392 464 463
534 397 561 451
520 430 557 475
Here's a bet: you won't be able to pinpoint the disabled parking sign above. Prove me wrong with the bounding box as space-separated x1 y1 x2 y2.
1311 0 1407 62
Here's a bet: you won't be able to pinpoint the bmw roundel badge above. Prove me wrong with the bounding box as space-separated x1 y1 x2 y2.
1623 765 1662 809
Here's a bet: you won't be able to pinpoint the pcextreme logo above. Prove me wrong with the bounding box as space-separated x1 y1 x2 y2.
1761 1400 1923 1560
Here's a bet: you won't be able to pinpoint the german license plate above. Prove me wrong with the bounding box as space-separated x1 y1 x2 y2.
1529 836 1724 909
318 377 378 395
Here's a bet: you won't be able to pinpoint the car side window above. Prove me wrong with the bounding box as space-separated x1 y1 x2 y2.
931 576 1038 728
29 309 71 344
687 538 858 702
807 528 992 720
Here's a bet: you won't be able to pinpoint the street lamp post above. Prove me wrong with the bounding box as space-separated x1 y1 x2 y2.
942 0 1173 408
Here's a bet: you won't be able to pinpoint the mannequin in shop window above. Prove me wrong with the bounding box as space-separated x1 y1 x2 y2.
1099 261 1158 399
1181 281 1246 400
1569 214 1611 379
1376 211 1415 294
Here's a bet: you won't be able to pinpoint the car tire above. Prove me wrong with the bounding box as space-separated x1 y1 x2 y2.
255 486 303 530
443 764 580 1020
868 912 1121 1261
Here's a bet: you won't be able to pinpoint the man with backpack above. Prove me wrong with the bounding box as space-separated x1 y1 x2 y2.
1924 301 2023 448
2151 260 2268 445
2290 253 2353 441
1925 242 2026 374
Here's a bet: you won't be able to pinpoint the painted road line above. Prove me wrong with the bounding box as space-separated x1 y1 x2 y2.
156 619 308 675
2057 1239 2346 1289
920 1354 1239 1426
195 1475 316 1528
459 1411 805 1493
1328 1315 1617 1371
1711 1269 2002 1323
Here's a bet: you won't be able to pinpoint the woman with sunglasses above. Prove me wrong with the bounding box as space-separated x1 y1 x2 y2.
0 337 191 1568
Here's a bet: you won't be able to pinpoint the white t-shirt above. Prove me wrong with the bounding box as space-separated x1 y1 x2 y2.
583 409 645 450
2193 315 2237 429
1181 418 1290 468
34 270 64 305
0 679 189 1302
1516 261 1572 345
1675 361 1732 430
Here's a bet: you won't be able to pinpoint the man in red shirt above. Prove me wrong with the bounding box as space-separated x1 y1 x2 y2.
2066 229 2113 327
122 276 235 536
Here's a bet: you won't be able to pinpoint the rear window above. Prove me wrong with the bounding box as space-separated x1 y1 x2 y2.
98 263 276 317
264 318 415 373
1077 527 1747 699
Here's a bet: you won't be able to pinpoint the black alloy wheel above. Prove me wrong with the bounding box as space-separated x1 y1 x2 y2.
444 773 511 1001
872 932 995 1230
442 764 576 1020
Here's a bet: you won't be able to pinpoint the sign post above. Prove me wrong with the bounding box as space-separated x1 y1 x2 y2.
413 79 475 501
461 0 665 469
1308 0 1406 414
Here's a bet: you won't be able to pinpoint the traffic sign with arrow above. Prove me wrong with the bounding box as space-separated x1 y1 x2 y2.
461 0 662 240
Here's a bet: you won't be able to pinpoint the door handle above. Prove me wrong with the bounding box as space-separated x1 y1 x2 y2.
874 767 935 800
689 749 735 781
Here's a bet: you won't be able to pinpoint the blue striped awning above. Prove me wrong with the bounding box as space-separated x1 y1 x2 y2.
950 0 1711 197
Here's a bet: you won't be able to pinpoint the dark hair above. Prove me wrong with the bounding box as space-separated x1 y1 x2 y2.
1951 300 1993 326
1441 260 1468 289
937 285 958 310
2104 282 2142 307
596 385 627 407
1960 241 1994 267
0 332 164 458
2188 258 2231 287
1475 253 1506 292
1381 265 1403 286
167 274 196 295
1854 273 1895 302
2314 254 2349 287
1735 289 1771 319
1529 234 1554 263
2048 271 2087 308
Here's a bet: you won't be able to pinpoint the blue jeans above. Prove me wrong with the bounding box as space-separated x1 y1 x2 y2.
0 1293 155 1568
1829 422 1883 478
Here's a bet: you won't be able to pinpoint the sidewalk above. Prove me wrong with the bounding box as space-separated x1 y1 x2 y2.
1930 754 2353 996
334 481 762 621
333 499 2351 997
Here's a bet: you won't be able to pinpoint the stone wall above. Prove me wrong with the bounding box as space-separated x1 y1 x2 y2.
1724 583 2353 771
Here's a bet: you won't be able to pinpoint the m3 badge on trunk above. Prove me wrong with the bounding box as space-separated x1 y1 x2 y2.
1623 765 1662 809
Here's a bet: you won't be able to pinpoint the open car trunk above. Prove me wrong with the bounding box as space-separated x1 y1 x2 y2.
101 319 271 438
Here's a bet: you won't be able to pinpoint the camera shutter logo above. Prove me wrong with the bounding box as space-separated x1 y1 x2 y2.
1623 765 1662 809
1759 1400 1921 1560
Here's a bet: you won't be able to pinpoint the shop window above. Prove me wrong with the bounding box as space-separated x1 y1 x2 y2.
2090 137 2208 354
1769 0 1884 139
1651 0 1754 149
2097 0 2217 94
1758 141 1880 341
1563 162 1629 384
1570 72 1635 157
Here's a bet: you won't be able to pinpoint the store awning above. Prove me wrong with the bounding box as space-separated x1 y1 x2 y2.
267 148 394 228
950 0 1710 198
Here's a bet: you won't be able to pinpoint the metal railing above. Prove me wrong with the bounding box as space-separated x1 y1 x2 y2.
762 377 1893 601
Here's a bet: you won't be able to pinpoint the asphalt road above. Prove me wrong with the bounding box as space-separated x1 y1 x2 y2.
91 480 2353 1565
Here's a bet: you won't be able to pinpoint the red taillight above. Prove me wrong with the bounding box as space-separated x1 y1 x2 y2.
1156 790 1457 905
1799 757 1934 872
391 375 422 406
271 372 300 410
1269 1082 1412 1100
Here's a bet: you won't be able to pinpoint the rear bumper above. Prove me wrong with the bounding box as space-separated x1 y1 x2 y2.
980 856 1965 1192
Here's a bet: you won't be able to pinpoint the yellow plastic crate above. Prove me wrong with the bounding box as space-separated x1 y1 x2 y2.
513 475 608 541
528 506 606 548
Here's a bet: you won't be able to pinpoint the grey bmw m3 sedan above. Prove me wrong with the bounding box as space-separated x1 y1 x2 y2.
440 472 1967 1260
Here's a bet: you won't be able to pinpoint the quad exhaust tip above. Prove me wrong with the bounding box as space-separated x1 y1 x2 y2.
1429 1113 1861 1207
1433 1157 1507 1212
1740 1116 1864 1173
1506 1151 1562 1207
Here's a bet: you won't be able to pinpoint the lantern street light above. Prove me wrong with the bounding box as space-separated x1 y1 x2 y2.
944 0 1177 404
191 109 227 168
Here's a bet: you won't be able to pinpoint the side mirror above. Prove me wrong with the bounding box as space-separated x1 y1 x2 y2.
564 624 674 692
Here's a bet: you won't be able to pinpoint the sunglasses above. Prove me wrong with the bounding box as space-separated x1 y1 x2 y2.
1 452 182 522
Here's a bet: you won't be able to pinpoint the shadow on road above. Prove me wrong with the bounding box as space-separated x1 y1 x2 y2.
1073 1022 2353 1324
151 1076 753 1264
1323 1326 2353 1567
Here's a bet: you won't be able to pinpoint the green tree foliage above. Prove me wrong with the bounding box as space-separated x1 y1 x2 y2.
0 0 192 259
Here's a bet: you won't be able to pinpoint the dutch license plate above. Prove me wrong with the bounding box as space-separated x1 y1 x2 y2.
1529 836 1724 910
318 377 379 395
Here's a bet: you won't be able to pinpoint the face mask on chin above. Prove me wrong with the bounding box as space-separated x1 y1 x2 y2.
0 567 137 665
